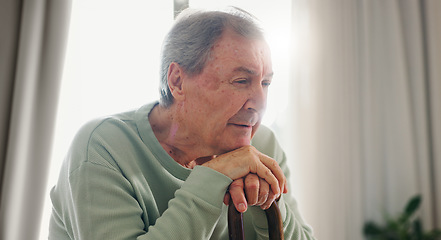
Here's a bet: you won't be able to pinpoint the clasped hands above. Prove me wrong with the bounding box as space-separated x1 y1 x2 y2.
200 145 288 213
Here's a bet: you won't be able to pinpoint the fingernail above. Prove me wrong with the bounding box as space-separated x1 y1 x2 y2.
238 203 247 212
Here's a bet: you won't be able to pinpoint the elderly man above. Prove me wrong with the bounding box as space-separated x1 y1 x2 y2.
49 8 314 240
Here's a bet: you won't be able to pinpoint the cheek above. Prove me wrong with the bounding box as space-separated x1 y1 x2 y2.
217 93 244 113
206 89 238 109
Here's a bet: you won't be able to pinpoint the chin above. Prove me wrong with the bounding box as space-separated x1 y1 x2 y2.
238 137 252 146
226 138 252 152
213 139 248 154
215 128 254 153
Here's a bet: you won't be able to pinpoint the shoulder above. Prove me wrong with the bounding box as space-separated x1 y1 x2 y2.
72 110 137 150
251 125 284 161
251 124 277 144
64 109 138 174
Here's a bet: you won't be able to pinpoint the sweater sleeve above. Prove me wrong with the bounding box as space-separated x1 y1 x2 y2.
56 161 231 240
139 166 232 239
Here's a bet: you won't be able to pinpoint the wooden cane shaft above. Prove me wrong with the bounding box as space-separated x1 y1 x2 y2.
228 201 284 240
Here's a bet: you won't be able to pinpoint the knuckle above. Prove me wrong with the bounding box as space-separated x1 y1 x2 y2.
264 168 272 177
243 145 257 156
271 160 279 168
245 173 258 180
245 175 258 185
230 180 243 188
268 191 276 198
245 145 255 150
259 189 269 197
246 182 259 190
243 145 253 152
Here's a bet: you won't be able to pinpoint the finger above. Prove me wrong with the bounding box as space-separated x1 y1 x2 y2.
223 192 231 205
257 153 286 196
256 177 269 205
251 163 280 197
261 189 278 210
244 174 259 205
280 172 288 194
201 146 285 197
229 178 247 213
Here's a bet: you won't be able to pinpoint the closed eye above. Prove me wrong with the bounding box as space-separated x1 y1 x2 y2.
262 80 272 87
233 79 249 85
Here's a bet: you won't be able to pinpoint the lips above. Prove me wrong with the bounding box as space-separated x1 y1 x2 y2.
231 123 253 128
227 111 260 127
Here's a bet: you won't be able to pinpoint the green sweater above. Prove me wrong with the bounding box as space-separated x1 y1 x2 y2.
49 102 314 240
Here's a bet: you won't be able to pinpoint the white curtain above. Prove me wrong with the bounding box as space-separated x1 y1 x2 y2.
0 1 72 240
289 0 441 239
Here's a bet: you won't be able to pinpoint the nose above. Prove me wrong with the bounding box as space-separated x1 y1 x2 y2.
243 83 267 113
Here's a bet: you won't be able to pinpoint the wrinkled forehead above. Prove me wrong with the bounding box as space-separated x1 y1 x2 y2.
209 29 273 75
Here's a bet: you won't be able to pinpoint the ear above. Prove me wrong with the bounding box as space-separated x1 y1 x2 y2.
167 62 185 101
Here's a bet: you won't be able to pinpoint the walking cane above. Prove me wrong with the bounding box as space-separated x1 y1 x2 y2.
228 200 284 240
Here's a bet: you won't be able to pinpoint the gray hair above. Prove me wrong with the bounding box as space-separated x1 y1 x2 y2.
159 7 265 107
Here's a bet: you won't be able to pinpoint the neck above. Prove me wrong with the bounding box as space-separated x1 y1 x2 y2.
149 103 213 168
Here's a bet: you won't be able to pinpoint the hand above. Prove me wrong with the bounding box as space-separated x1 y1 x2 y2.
202 145 286 197
201 145 287 212
224 174 284 212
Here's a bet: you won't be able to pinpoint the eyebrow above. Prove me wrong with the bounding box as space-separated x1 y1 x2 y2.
233 66 274 79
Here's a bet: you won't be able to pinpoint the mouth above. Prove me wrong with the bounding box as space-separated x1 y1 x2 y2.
227 111 260 130
229 123 253 129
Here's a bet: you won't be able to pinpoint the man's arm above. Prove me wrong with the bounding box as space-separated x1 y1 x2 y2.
51 158 233 239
